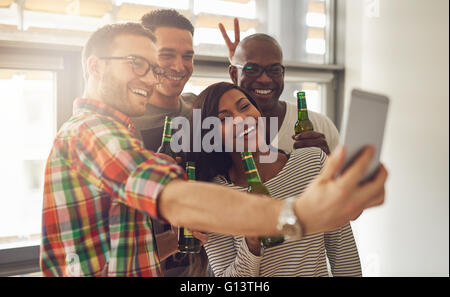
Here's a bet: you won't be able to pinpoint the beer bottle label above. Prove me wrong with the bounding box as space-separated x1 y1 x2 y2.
186 162 196 181
184 228 194 238
241 153 258 176
161 116 173 143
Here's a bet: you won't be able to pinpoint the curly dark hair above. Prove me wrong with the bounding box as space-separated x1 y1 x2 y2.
141 9 194 36
187 82 262 182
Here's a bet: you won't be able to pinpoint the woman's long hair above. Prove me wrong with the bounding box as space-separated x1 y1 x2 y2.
183 82 262 277
187 82 262 182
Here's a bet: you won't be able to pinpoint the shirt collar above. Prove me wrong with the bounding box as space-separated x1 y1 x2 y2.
73 98 135 131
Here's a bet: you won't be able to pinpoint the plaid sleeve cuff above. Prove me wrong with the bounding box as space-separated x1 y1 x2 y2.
123 158 186 223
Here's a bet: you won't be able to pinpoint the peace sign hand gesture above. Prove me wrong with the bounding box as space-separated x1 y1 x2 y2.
218 17 241 63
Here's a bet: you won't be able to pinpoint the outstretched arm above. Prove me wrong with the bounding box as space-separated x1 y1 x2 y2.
158 146 387 237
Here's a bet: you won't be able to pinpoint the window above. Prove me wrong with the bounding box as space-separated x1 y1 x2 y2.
283 82 326 114
185 70 331 116
0 45 82 276
183 76 232 95
0 0 335 64
0 69 56 251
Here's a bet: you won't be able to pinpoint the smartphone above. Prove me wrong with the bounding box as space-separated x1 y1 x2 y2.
337 89 390 183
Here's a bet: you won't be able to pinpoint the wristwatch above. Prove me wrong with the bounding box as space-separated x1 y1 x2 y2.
277 197 303 240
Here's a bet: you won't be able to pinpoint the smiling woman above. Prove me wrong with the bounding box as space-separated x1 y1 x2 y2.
170 106 278 163
217 88 263 152
184 81 362 277
187 82 279 181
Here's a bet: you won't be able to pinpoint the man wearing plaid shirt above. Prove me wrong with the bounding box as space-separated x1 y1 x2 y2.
41 22 388 277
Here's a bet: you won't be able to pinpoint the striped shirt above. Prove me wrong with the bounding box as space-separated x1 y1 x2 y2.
204 148 362 277
41 98 186 277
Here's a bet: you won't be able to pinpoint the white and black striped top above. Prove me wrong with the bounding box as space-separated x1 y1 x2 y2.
204 148 362 277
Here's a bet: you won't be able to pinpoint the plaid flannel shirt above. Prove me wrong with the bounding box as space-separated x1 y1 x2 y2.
41 98 186 277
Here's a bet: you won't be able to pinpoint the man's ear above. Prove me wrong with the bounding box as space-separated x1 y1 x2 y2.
229 65 238 84
86 55 103 80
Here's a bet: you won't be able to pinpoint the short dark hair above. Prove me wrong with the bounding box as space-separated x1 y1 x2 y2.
141 9 194 36
233 33 283 63
241 33 280 46
82 22 156 81
187 82 262 182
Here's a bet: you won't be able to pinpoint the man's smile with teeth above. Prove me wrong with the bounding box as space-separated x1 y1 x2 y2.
165 74 185 81
254 89 273 95
130 88 148 97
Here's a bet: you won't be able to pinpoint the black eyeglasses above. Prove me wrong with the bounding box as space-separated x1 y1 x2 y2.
233 63 285 78
99 55 165 78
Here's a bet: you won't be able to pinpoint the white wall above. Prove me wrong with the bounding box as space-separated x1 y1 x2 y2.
344 0 449 276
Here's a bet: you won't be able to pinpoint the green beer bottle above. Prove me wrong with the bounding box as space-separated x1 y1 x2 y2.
241 152 285 248
157 116 177 159
178 161 201 253
294 91 314 135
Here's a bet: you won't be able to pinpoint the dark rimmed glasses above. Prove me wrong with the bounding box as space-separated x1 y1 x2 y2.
99 55 165 78
233 63 285 78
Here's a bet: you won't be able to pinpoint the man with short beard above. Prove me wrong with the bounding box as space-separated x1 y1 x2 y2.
42 22 178 276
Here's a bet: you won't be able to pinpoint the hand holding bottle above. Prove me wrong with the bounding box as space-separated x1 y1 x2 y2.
178 162 202 253
154 153 182 165
192 231 209 246
292 131 330 155
241 152 285 248
245 237 262 256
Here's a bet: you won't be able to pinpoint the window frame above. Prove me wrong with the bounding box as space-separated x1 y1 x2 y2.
0 41 83 276
0 246 40 277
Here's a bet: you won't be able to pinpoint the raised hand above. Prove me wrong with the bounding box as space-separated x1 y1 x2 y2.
218 17 241 63
155 152 182 165
292 131 331 155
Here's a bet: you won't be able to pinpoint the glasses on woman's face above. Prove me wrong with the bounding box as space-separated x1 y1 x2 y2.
233 63 285 78
99 55 165 79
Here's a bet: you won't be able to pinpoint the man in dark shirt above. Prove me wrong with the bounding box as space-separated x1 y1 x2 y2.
133 10 197 152
131 9 202 276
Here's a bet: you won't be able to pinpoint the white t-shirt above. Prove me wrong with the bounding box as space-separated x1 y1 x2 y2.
270 101 340 154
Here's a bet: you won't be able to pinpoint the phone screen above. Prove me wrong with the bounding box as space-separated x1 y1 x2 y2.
338 89 389 182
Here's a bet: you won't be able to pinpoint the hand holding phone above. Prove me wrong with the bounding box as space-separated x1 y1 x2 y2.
336 89 390 183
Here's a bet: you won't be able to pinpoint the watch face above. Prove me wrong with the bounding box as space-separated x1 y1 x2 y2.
282 224 300 237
